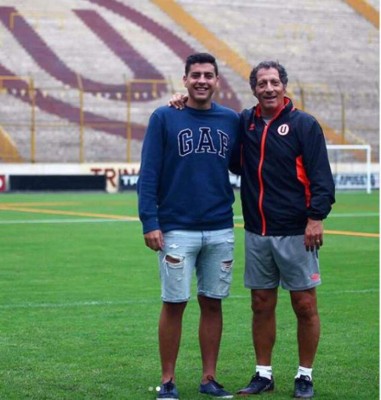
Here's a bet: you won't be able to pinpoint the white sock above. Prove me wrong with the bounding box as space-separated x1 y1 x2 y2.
256 365 272 380
295 366 313 380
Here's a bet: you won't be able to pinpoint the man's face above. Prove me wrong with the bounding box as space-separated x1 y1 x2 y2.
253 67 286 118
183 63 219 109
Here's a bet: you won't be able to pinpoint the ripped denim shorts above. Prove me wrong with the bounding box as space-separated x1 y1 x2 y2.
158 229 234 302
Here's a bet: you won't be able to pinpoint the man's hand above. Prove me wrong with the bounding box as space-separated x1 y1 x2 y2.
304 218 323 252
168 93 188 109
144 229 164 251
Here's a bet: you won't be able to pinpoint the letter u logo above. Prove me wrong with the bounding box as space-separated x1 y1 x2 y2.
277 124 290 136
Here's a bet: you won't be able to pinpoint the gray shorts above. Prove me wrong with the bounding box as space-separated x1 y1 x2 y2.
244 230 321 291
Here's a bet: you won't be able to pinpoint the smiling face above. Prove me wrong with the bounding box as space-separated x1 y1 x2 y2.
183 62 219 109
253 67 286 118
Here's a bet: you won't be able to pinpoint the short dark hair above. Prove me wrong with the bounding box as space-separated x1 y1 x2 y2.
249 61 288 89
185 53 219 76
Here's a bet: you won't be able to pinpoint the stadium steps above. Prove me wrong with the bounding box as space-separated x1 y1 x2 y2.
0 5 169 102
0 0 377 162
0 6 129 100
86 0 242 111
152 0 353 148
0 2 241 160
0 5 152 160
73 9 168 100
0 125 24 162
164 0 379 161
0 63 146 140
343 0 379 28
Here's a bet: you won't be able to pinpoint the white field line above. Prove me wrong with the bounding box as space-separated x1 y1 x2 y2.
0 289 378 310
316 213 379 218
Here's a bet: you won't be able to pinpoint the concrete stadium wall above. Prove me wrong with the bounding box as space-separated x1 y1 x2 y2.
0 0 378 163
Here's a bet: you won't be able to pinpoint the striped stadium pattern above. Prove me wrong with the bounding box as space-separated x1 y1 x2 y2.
0 0 378 162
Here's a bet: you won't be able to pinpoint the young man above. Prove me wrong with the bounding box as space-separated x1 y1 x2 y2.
233 61 335 399
138 53 239 399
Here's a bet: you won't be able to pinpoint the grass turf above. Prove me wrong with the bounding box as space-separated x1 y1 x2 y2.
0 190 378 399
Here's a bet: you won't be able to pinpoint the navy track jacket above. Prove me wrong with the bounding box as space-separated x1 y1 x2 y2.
231 97 335 236
138 103 240 234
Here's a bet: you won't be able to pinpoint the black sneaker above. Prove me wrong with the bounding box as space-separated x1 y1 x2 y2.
156 378 179 400
236 372 274 395
199 376 233 398
294 375 314 398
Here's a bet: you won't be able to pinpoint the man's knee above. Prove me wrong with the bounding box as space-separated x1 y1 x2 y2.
251 289 277 314
198 295 222 314
291 291 318 319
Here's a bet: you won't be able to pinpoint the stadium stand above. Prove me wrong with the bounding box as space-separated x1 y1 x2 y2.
0 124 22 162
162 0 379 159
0 0 378 162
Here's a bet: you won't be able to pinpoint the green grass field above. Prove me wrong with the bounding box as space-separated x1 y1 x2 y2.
0 190 378 399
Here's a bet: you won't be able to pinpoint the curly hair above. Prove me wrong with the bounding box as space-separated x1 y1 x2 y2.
249 61 288 89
